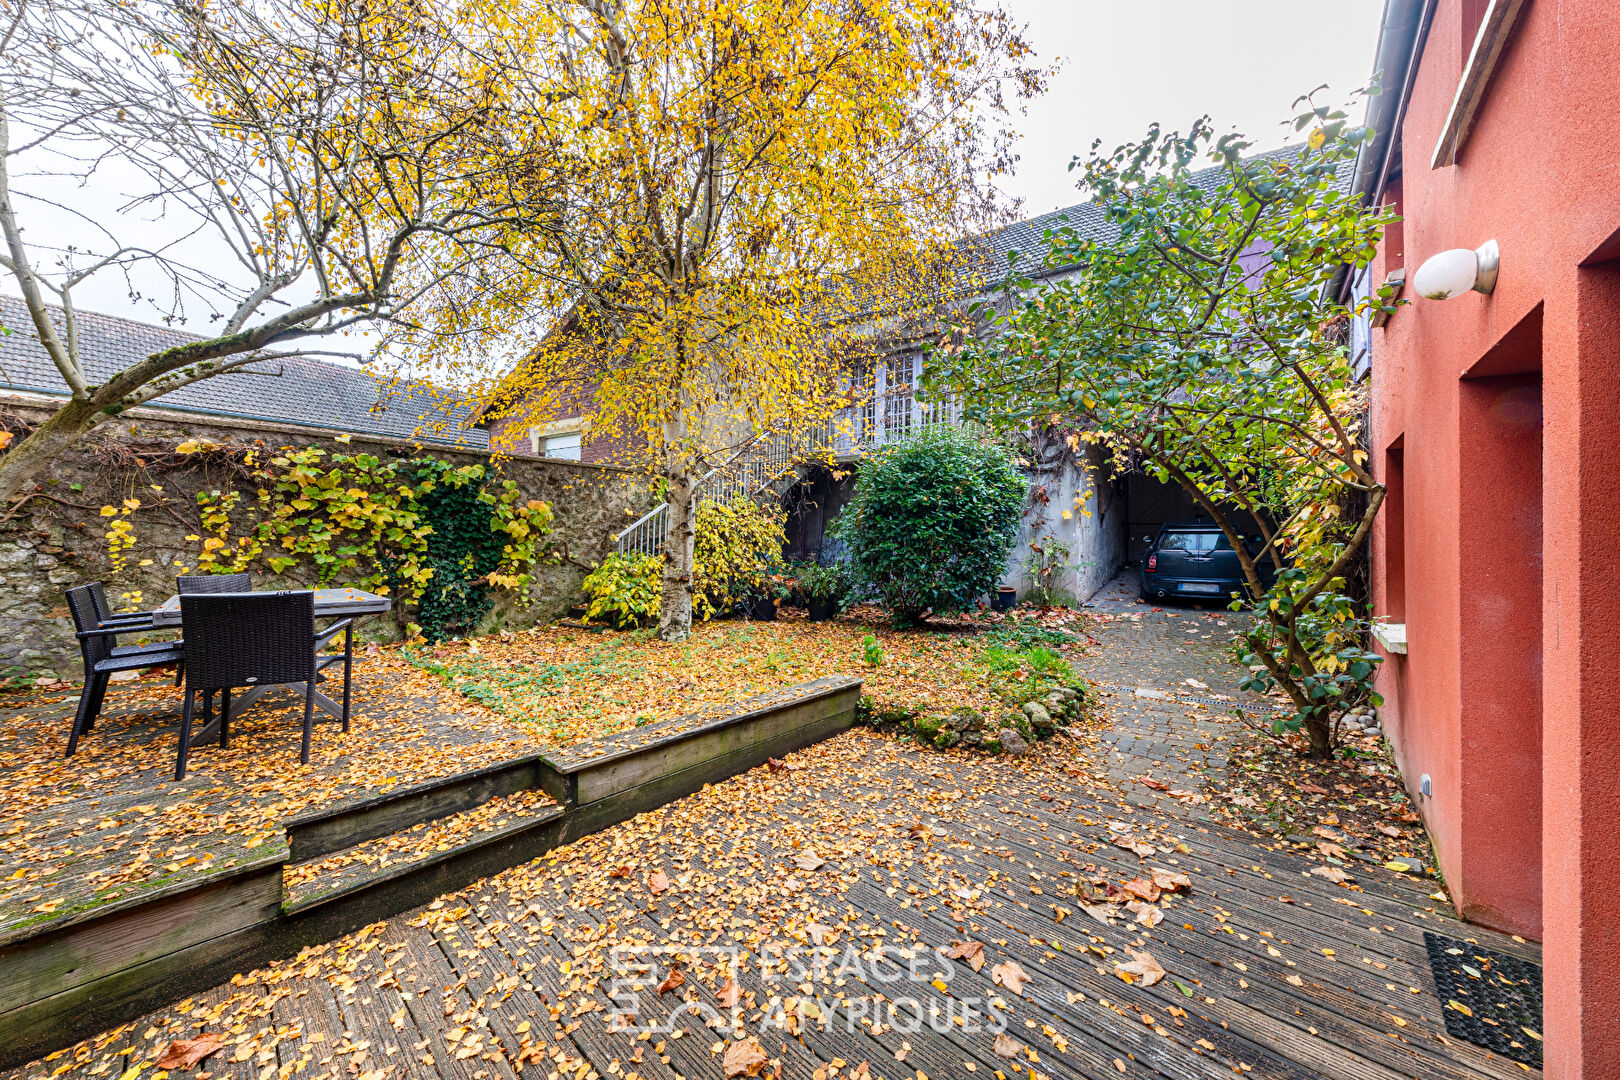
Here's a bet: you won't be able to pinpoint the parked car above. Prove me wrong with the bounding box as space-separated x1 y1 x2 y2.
1139 521 1272 604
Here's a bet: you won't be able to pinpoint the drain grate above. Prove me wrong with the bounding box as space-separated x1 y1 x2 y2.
1424 932 1543 1067
1094 683 1281 710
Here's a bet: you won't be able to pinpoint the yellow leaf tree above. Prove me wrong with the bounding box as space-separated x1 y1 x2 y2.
0 0 589 503
445 0 1048 641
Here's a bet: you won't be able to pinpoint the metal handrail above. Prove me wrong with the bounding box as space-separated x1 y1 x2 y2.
611 402 959 557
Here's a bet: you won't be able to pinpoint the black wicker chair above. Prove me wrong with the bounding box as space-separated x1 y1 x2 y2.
64 585 183 757
177 573 253 594
87 580 185 684
176 591 352 779
89 581 157 630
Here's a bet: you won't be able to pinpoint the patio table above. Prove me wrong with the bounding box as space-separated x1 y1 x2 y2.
150 587 391 731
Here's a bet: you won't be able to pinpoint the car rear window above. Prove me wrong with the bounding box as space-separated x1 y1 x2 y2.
1160 531 1232 551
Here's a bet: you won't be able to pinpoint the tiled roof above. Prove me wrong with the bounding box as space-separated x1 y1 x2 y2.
0 296 487 448
975 143 1341 281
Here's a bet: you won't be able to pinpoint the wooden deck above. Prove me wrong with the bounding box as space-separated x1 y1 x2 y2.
10 726 1540 1080
0 663 533 933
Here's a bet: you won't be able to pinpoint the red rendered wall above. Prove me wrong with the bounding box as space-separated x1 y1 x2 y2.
1367 0 1620 1074
1456 372 1541 935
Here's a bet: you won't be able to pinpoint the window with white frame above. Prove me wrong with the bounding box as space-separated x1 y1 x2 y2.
540 432 581 460
530 418 585 460
883 352 917 439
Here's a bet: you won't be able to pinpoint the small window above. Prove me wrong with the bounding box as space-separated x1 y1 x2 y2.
541 432 582 461
1160 531 1231 552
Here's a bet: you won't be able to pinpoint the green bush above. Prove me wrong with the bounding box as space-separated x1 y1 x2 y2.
581 553 662 628
830 425 1025 624
788 559 851 605
692 497 787 618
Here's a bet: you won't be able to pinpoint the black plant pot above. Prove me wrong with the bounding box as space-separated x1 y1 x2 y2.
749 596 778 621
993 587 1018 612
807 598 837 622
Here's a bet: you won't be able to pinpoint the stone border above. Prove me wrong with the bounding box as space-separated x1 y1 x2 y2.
0 677 861 1068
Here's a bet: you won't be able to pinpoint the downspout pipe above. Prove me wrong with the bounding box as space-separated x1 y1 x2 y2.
1332 0 1436 302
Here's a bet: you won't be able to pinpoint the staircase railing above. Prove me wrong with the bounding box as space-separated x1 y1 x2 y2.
611 404 954 557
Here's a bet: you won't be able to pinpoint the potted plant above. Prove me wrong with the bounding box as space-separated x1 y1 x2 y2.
993 585 1018 612
794 561 848 621
745 574 793 621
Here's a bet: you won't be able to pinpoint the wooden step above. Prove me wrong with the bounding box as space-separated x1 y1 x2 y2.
282 789 563 915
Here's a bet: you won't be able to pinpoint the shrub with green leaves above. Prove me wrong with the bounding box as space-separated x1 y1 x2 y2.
581 553 663 628
830 425 1025 625
692 497 787 618
788 559 851 605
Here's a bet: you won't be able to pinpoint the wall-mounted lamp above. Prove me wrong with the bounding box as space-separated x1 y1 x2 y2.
1411 239 1499 300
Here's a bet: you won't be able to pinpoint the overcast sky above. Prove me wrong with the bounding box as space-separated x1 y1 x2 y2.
5 0 1388 344
996 0 1387 216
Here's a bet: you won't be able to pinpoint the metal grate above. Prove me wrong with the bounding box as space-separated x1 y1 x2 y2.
1424 931 1542 1068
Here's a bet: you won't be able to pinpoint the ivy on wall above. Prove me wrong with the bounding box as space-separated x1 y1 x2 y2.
103 440 555 642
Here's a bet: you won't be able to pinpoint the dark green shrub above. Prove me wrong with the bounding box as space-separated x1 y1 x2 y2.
830 425 1025 624
787 559 851 606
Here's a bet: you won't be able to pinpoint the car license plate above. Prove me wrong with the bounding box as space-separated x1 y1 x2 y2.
1180 582 1220 594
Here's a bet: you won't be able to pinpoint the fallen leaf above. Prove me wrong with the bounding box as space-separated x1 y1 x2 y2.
717 979 742 1007
794 852 826 873
992 1034 1023 1059
1150 867 1192 893
1081 903 1117 925
806 922 836 945
1309 866 1351 884
1122 877 1161 902
156 1034 224 1071
608 865 632 879
1298 783 1330 795
646 869 671 895
1125 901 1164 927
991 960 1031 996
1137 776 1169 791
723 1037 769 1078
1376 824 1403 838
657 966 685 995
1117 949 1166 987
944 940 986 972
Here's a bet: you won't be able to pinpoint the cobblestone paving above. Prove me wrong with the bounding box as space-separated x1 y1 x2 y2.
1078 572 1272 819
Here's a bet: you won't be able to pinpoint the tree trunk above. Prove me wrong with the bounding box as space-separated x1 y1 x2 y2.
657 466 697 642
0 396 107 505
1303 713 1333 759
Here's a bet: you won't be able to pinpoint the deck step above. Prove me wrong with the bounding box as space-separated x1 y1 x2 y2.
281 789 562 914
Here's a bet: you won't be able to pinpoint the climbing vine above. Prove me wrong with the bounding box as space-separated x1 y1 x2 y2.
96 439 557 641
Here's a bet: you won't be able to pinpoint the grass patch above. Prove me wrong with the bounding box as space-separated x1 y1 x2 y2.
393 608 1096 748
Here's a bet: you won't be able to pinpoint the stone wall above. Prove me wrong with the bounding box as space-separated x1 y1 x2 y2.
0 393 654 680
1006 438 1130 605
782 437 1129 605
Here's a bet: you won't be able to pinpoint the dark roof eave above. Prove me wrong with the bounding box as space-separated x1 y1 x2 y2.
1332 0 1435 302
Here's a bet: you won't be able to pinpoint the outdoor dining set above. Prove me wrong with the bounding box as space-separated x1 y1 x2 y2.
64 575 391 780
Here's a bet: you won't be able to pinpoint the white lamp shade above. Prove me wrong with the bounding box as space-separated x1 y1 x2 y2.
1411 239 1499 300
1412 248 1479 300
